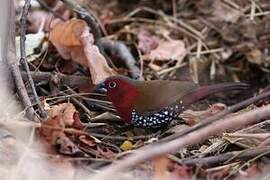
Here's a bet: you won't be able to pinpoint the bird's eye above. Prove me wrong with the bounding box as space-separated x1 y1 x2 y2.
108 81 117 89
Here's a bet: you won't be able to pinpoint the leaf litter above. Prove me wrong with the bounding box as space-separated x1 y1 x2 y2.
7 0 270 179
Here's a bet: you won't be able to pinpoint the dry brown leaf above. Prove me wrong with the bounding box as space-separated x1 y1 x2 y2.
152 155 170 180
180 103 226 125
211 1 241 23
170 164 191 180
39 102 84 155
137 28 159 54
81 30 116 84
78 135 117 159
143 39 186 61
208 166 230 180
197 0 241 23
245 49 262 65
49 19 116 84
48 102 76 126
54 133 82 155
96 146 116 159
78 135 96 147
235 163 259 180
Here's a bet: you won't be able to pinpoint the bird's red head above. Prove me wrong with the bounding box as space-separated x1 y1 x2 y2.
97 76 139 123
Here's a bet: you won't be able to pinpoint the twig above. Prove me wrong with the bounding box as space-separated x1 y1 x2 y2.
20 0 47 119
124 7 203 39
46 94 111 105
90 97 270 180
169 147 270 166
60 0 102 41
41 90 115 112
36 0 65 21
88 132 155 141
249 0 256 20
224 132 270 140
66 86 95 118
157 62 187 75
134 43 144 79
246 10 270 17
0 119 149 142
225 149 270 179
21 71 92 88
5 0 35 121
35 152 112 164
172 0 177 18
109 17 200 41
189 48 224 56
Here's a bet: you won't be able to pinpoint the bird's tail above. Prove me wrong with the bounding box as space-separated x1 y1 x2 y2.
182 82 249 106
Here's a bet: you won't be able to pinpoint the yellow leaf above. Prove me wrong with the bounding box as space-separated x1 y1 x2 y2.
120 140 133 151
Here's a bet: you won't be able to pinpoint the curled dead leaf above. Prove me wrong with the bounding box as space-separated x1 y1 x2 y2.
48 103 77 126
180 103 226 125
40 102 84 155
55 133 83 155
49 19 116 84
137 28 159 54
143 39 186 62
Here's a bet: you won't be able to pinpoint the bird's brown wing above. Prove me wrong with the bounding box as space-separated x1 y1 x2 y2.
133 80 199 115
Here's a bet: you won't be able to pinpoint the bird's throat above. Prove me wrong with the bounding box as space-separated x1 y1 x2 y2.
107 88 139 123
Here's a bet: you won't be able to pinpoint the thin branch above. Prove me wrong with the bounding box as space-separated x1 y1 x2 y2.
36 0 65 21
65 86 95 118
21 71 92 88
171 147 270 166
88 132 155 141
20 0 47 118
59 0 102 41
5 0 35 121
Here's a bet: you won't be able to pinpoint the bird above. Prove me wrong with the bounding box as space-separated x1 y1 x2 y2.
95 75 249 129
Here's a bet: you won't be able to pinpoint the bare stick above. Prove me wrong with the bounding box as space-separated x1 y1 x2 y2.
21 71 92 88
60 0 102 41
172 147 270 166
5 0 35 120
20 0 47 118
90 103 270 180
36 0 65 21
66 86 95 118
88 132 155 141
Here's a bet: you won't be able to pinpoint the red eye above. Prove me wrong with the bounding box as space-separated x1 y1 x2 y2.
108 81 117 89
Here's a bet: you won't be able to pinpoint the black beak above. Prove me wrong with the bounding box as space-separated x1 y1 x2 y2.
94 82 107 93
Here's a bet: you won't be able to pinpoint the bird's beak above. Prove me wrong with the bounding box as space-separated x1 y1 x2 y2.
94 82 107 93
